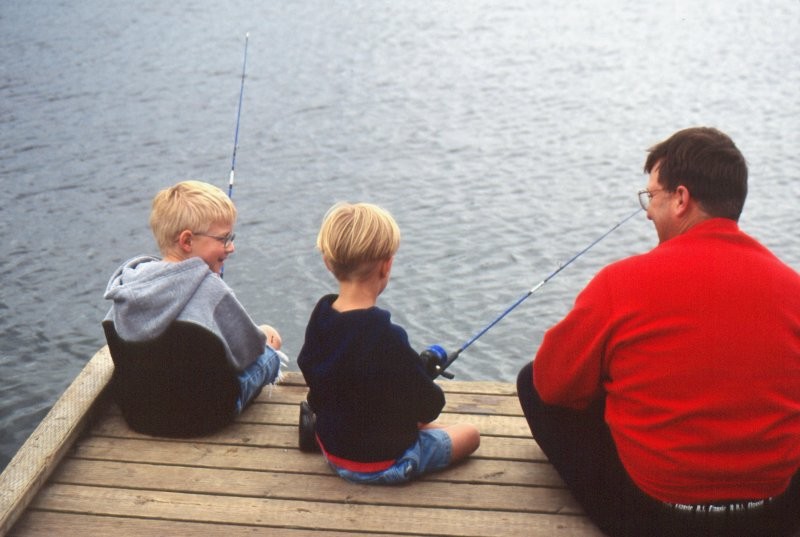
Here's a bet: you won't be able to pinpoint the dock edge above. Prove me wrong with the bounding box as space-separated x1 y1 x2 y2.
0 346 114 536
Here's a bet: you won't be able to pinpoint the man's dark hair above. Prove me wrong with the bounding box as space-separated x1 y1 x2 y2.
644 127 748 220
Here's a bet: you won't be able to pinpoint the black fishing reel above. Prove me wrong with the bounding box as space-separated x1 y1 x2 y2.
419 345 455 379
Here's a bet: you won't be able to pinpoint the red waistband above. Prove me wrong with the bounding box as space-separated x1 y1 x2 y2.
316 435 395 473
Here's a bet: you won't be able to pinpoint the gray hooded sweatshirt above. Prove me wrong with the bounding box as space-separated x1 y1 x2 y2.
103 255 266 371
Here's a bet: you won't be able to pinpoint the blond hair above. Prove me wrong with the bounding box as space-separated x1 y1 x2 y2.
150 180 237 254
317 202 401 281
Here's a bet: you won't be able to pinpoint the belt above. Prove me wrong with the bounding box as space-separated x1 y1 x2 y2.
664 497 772 516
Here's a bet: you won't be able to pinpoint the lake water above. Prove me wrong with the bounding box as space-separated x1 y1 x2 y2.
1 0 798 471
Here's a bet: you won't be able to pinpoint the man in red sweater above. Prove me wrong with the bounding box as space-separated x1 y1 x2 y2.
517 127 800 536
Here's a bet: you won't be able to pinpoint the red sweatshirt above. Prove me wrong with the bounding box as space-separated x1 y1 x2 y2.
533 218 800 503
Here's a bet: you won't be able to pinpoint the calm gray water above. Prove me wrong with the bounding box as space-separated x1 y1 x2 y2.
1 0 798 471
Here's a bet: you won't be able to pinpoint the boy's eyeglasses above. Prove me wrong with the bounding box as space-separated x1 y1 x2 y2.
194 232 236 248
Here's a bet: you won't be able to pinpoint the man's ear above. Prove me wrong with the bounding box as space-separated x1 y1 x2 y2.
673 185 692 216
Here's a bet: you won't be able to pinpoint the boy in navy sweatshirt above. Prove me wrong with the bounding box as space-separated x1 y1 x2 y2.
298 202 479 484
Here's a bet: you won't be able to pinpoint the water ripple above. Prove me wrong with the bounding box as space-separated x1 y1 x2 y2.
0 0 798 470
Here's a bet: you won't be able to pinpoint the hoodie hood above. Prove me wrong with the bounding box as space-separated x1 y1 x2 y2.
104 255 211 341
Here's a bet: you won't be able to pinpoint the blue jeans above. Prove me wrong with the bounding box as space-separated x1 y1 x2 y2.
327 428 452 485
235 347 281 414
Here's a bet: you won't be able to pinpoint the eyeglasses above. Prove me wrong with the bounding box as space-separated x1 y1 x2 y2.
637 188 665 210
194 232 236 248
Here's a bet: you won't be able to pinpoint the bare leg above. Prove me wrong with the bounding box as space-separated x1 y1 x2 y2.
421 422 480 462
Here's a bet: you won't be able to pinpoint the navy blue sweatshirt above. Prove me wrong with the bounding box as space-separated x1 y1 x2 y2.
297 295 445 462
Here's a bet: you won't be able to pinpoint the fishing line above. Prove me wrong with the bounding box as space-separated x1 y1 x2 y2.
228 32 249 198
423 207 643 378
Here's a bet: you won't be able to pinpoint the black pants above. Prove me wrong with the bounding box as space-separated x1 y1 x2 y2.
516 362 800 537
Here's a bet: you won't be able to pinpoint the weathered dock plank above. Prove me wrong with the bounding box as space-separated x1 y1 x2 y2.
0 347 114 536
23 484 599 537
3 357 605 537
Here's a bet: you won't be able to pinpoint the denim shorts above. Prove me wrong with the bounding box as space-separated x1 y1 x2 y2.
327 428 453 485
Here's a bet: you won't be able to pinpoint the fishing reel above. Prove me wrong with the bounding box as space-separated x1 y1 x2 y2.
419 345 455 379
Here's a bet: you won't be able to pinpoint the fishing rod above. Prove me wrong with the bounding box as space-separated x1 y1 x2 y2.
220 33 249 279
421 207 644 379
228 32 249 198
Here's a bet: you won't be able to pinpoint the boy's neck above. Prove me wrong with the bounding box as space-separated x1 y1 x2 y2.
331 257 392 313
162 252 185 263
332 282 379 312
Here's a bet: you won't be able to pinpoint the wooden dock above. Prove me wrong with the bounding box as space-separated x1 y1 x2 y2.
1 346 604 536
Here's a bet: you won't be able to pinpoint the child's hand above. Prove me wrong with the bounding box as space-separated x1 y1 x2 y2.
260 324 282 350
